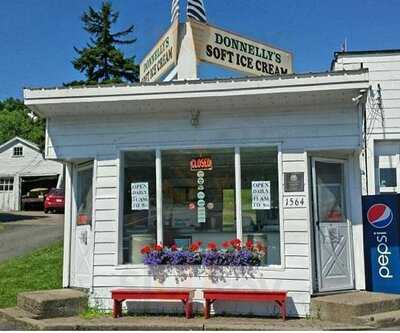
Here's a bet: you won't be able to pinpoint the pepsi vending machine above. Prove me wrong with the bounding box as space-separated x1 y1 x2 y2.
362 194 400 293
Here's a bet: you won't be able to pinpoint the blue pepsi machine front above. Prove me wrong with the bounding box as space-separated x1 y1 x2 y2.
362 194 400 293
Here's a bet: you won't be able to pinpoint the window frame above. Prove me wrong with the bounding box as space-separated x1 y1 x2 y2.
117 143 284 270
0 177 14 192
12 146 23 157
377 154 400 194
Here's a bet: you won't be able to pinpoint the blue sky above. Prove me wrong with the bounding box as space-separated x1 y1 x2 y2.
0 0 398 100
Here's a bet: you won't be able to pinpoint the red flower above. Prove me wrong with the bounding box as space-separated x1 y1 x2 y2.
246 240 254 250
222 240 230 249
171 244 178 251
230 239 241 249
207 242 217 251
154 244 163 252
194 240 202 247
189 242 200 252
140 245 151 255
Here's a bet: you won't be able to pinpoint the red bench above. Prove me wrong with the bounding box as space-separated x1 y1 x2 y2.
203 289 287 320
111 289 195 319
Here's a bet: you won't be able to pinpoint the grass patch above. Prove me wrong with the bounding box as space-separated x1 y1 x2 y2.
80 306 110 320
0 241 63 308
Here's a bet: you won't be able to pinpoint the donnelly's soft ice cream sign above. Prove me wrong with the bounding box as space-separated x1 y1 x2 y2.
362 195 400 293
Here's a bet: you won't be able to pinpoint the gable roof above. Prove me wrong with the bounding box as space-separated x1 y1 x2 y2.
0 136 41 154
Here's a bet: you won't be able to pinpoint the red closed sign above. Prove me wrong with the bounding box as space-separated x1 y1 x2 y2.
190 157 213 171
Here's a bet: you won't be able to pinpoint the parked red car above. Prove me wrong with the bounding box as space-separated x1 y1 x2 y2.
44 188 65 213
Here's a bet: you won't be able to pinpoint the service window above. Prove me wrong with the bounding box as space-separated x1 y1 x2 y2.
162 149 236 249
121 146 281 267
241 147 280 265
123 151 157 264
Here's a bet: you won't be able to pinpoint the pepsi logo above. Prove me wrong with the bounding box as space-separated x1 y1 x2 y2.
367 204 393 229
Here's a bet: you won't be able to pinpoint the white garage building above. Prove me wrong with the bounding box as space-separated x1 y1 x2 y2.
0 136 63 211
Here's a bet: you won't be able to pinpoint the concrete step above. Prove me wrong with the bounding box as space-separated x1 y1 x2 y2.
355 309 400 328
17 288 87 319
0 307 42 330
311 291 400 323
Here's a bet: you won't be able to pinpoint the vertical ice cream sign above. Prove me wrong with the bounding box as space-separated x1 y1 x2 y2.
131 182 149 210
252 181 271 210
197 171 206 224
191 157 213 224
140 20 179 82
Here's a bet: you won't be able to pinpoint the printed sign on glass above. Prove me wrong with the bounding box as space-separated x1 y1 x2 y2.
252 181 271 210
131 182 149 210
190 157 213 171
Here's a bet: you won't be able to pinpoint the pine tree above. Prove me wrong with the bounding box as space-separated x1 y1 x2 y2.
71 1 139 85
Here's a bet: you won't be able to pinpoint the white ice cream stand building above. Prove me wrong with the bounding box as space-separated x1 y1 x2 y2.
23 3 400 317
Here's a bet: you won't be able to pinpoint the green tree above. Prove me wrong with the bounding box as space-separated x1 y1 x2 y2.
70 1 139 85
0 98 45 150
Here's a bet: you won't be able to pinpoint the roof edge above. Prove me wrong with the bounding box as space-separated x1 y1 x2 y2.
0 136 40 153
331 49 400 70
24 69 369 94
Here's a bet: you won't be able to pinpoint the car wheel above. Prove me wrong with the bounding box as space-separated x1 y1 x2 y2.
44 209 49 214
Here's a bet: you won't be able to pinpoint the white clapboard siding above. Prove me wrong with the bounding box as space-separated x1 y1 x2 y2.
285 232 309 244
90 293 310 317
92 275 310 291
334 53 400 195
93 266 310 280
94 243 116 254
284 220 309 232
46 101 360 161
48 125 358 149
95 221 117 232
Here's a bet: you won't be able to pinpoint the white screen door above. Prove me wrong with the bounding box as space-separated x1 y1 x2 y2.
71 163 94 288
312 158 354 292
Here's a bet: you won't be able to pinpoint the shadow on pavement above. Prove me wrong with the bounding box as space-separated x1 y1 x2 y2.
0 213 48 223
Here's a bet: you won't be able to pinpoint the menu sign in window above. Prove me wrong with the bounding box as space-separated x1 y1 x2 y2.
131 182 149 210
252 181 271 210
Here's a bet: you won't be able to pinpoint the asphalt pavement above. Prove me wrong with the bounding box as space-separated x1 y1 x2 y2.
0 211 64 263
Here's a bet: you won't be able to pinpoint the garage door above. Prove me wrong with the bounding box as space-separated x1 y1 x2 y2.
0 178 15 211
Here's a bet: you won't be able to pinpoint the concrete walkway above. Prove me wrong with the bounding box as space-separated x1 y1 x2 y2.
0 311 373 331
0 211 64 262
